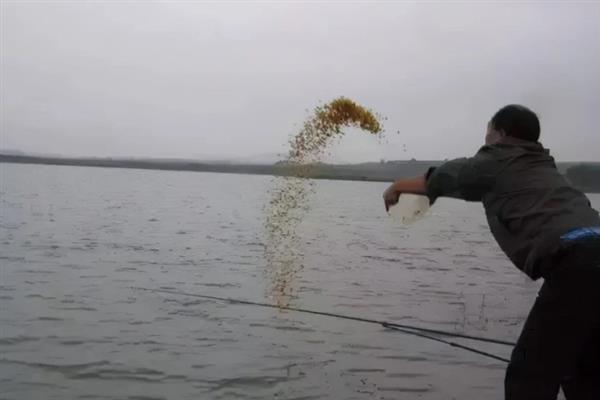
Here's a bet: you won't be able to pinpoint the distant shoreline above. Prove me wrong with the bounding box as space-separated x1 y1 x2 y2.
2 154 599 193
0 154 431 182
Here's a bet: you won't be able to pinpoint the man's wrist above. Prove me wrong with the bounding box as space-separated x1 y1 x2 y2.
392 176 428 195
393 180 404 192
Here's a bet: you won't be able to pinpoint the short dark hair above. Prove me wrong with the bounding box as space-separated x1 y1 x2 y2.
490 104 540 142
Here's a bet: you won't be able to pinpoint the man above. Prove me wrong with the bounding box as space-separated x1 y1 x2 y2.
383 105 600 399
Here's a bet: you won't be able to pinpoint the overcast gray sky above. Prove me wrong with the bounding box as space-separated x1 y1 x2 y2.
1 1 599 162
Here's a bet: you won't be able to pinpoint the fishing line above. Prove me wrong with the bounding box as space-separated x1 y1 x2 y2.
133 286 515 363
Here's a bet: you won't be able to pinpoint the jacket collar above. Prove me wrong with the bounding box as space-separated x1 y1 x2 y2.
498 136 549 154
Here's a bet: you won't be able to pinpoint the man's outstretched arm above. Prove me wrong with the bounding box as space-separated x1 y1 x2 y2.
383 151 497 212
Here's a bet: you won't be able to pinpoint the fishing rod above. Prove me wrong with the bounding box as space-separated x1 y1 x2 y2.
382 324 509 363
133 286 515 360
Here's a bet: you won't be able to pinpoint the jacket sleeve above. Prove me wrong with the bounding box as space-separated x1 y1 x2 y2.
425 147 497 203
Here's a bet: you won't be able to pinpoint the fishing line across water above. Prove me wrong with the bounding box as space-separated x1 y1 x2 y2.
133 286 514 364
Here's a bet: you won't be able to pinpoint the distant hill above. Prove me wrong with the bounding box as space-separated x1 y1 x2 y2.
565 163 600 192
1 152 598 193
0 153 442 182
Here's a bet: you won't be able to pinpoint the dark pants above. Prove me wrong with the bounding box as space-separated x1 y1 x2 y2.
505 261 600 399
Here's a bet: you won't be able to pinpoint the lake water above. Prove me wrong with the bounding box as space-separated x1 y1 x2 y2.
2 163 597 400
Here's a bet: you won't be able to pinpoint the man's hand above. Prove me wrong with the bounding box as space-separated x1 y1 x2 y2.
383 182 400 212
382 175 428 212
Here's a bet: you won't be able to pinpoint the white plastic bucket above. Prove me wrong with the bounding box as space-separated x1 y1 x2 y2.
388 193 430 224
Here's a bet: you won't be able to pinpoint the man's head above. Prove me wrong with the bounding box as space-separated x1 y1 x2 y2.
486 104 540 145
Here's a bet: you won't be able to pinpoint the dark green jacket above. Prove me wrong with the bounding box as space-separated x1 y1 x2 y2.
426 137 600 279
